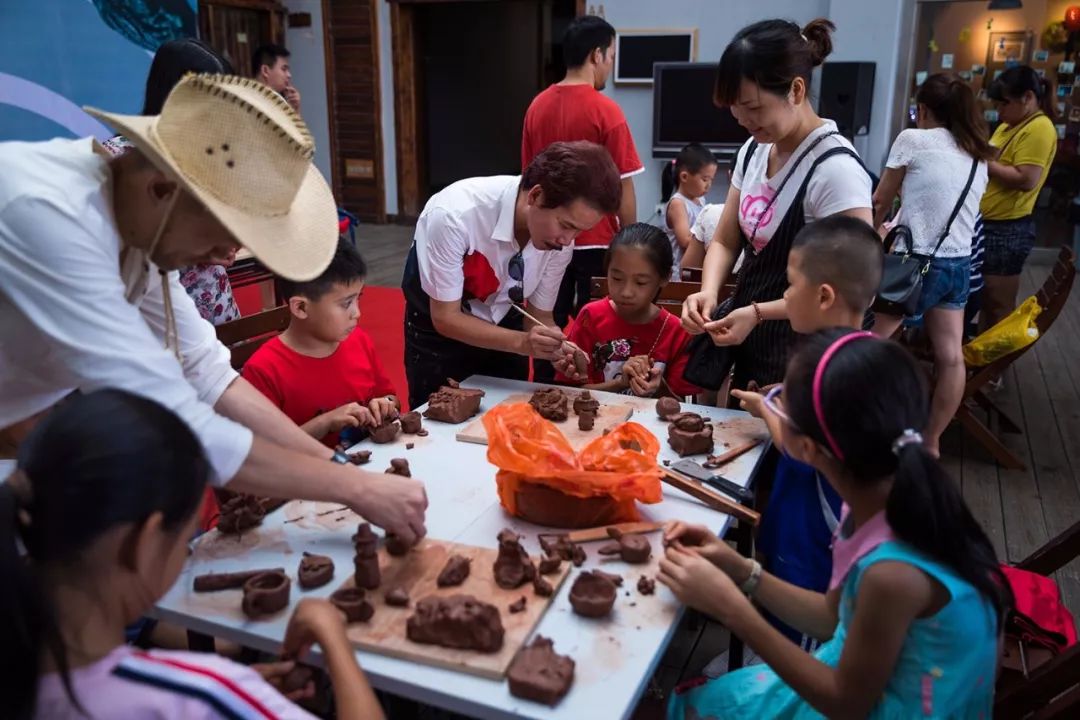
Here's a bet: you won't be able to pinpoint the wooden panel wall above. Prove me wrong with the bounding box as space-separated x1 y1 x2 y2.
324 0 385 222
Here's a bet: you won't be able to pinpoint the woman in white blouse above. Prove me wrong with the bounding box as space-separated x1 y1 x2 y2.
872 74 993 457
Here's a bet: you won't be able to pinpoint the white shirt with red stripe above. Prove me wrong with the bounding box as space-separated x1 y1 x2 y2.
413 175 573 325
35 645 316 720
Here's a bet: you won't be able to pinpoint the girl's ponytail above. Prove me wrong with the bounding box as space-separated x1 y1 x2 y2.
661 159 677 203
1037 76 1058 121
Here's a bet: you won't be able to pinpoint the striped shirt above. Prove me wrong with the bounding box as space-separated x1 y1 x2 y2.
970 214 985 292
35 646 316 719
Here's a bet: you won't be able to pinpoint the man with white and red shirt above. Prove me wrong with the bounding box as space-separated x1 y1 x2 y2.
521 15 644 335
402 142 621 409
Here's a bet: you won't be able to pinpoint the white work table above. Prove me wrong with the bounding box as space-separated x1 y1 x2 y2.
154 376 767 719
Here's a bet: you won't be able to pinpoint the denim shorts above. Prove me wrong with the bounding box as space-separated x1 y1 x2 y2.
982 216 1036 276
906 255 971 323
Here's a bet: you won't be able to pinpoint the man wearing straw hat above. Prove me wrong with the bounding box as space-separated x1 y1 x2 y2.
0 73 427 544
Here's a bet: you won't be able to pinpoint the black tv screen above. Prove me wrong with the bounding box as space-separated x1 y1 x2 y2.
653 62 750 156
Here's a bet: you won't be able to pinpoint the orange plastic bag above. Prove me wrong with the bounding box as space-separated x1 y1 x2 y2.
483 402 662 528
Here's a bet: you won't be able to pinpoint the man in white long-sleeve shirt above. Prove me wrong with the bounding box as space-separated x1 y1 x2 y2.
0 73 427 543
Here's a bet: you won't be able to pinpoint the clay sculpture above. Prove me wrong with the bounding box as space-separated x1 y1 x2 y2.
353 523 381 590
529 388 569 422
572 390 600 416
297 552 334 589
493 528 536 589
532 575 554 597
592 569 623 587
369 418 400 444
507 635 575 706
406 594 504 652
537 556 562 575
667 412 714 456
569 571 617 618
656 396 681 420
577 410 596 431
508 596 527 614
384 533 411 557
385 458 411 477
216 494 265 535
424 383 485 423
540 534 586 567
241 571 290 618
385 587 410 607
597 527 652 564
346 450 372 465
194 567 284 592
399 410 423 434
436 554 472 587
637 576 656 595
330 587 374 623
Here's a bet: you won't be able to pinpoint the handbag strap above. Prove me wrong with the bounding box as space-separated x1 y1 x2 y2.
927 157 979 258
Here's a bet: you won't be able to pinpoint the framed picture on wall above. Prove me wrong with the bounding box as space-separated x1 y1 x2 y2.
987 31 1032 66
614 29 698 84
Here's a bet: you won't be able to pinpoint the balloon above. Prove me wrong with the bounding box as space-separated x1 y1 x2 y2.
1066 6 1080 33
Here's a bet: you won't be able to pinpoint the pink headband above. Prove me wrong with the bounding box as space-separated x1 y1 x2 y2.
812 331 874 460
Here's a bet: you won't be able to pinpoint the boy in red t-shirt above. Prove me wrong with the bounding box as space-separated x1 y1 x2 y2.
244 238 399 448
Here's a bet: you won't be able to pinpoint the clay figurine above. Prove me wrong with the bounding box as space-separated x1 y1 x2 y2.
330 587 374 623
569 571 617 618
241 571 290 618
297 552 334 589
424 383 485 423
216 494 265 535
385 587 410 607
346 450 372 466
507 635 575 706
194 567 284 593
539 534 586 567
572 390 600 416
406 594 505 652
637 576 656 595
597 527 652 564
353 523 381 590
384 532 411 557
436 554 472 587
538 556 562 575
577 410 596 432
656 396 681 420
508 596 527 614
529 388 569 422
399 410 423 434
667 412 714 457
532 575 554 597
384 458 411 477
369 418 400 444
493 528 536 589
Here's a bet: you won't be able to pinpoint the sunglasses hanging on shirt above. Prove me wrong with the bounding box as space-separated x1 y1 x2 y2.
508 251 525 305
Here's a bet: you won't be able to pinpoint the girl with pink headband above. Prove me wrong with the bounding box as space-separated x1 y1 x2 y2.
659 329 1010 718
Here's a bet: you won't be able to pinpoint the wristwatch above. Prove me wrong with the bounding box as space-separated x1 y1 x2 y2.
330 450 350 465
740 559 763 598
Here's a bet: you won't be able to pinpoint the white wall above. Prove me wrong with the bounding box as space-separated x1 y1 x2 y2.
285 0 332 184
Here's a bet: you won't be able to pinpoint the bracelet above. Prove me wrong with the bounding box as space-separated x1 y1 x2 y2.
750 302 764 325
330 451 350 465
740 559 763 598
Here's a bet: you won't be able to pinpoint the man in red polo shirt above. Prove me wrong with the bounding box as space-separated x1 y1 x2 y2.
522 15 644 338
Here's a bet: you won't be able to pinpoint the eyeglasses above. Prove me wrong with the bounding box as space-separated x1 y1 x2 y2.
508 251 524 305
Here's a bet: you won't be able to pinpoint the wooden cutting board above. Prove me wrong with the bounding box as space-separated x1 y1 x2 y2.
456 393 635 450
338 538 571 679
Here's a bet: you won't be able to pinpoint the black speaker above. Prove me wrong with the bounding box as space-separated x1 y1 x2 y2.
819 62 876 139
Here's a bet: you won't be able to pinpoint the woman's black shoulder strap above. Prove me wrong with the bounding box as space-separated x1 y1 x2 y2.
741 141 759 175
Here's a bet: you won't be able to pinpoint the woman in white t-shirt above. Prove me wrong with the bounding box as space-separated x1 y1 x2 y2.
872 74 993 456
681 18 873 392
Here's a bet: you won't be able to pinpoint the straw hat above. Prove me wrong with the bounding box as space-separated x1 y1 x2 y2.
84 73 336 281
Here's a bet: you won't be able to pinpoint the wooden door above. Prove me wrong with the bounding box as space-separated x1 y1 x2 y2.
199 0 285 77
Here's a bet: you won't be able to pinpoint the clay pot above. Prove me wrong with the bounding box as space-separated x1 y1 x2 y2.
569 571 617 618
241 571 290 618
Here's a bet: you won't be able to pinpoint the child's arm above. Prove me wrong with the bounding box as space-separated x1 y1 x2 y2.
872 166 905 229
301 403 373 440
680 237 706 270
729 387 784 450
666 198 694 251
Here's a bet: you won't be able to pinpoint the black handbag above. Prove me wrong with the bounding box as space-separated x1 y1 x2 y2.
873 158 979 317
682 296 736 391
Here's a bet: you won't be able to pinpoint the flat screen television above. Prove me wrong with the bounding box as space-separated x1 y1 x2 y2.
652 62 750 160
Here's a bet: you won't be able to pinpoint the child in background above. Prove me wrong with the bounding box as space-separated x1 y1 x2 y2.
662 330 1009 718
244 238 400 449
729 216 883 654
4 390 384 720
554 223 700 397
663 144 718 280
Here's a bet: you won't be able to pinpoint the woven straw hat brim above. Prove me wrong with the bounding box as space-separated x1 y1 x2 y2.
84 108 337 282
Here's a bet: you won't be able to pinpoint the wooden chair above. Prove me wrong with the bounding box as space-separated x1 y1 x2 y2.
957 246 1076 469
994 519 1080 718
680 266 703 282
215 305 290 369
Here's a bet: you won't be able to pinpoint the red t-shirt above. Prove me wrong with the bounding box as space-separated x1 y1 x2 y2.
556 299 699 396
243 328 396 448
521 84 644 248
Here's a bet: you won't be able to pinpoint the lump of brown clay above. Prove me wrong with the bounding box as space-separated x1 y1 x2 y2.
194 567 285 592
384 532 411 557
637 576 656 595
216 494 265 535
384 458 411 477
346 450 372 466
538 556 561 575
529 388 569 422
656 396 681 420
667 412 714 457
436 554 472 587
572 390 600 416
399 410 423 434
532 575 554 597
424 384 485 423
577 410 596 432
540 534 586 567
406 594 504 652
385 587 410 607
508 596 527 614
241 571 290 618
597 527 652 564
369 418 400 444
507 635 575 706
330 587 374 623
493 528 536 589
569 571 617 618
353 523 381 590
297 552 334 589
592 569 623 587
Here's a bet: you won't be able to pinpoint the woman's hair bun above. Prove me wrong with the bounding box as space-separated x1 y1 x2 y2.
802 18 836 67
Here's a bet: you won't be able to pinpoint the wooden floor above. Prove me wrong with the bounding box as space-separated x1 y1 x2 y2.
356 222 415 288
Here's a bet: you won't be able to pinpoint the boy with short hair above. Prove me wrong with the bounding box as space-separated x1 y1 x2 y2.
730 215 883 654
244 238 399 449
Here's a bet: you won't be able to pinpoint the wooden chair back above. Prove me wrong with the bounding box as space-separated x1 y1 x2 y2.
215 305 291 369
589 277 736 310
